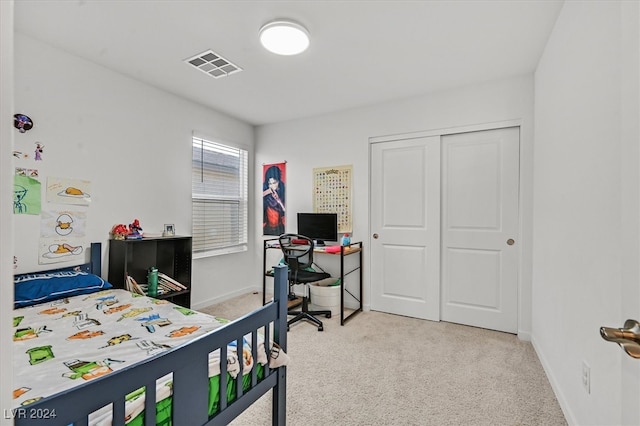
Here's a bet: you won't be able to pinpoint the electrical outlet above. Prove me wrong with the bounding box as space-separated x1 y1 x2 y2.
582 360 591 394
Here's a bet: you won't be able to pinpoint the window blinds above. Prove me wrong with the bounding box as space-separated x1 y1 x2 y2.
192 137 248 254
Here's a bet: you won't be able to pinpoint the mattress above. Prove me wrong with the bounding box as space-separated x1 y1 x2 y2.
12 289 267 424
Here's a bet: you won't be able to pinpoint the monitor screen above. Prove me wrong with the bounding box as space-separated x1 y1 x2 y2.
297 213 338 245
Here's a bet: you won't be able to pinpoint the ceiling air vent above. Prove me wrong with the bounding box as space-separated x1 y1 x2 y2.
184 49 242 79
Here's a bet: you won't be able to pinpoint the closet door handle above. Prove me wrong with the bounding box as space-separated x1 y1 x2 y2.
507 239 515 246
372 233 379 239
600 319 640 359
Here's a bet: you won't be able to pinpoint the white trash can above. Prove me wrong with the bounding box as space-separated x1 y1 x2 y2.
309 278 341 316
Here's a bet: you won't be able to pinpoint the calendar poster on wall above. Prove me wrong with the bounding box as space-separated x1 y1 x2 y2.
313 165 352 233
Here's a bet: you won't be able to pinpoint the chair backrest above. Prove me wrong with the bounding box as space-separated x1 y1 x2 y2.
278 234 314 271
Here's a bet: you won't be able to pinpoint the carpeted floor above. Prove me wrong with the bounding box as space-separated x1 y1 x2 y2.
199 292 567 426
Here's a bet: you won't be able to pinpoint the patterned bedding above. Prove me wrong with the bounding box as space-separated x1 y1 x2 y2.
12 289 268 422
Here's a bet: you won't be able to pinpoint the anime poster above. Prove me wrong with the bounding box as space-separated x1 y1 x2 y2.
262 162 286 236
13 175 41 215
313 165 352 233
46 177 92 206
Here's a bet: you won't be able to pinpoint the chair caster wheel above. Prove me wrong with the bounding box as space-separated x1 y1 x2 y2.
318 326 324 331
287 326 290 332
326 314 331 318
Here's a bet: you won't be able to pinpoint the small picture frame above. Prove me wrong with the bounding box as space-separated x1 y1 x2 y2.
163 224 175 237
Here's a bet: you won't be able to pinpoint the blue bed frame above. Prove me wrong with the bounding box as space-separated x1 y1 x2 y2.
14 242 288 426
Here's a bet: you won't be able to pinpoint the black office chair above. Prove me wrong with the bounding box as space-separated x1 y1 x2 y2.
279 233 332 331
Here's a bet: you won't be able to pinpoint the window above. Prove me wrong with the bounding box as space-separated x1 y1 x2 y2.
192 136 248 255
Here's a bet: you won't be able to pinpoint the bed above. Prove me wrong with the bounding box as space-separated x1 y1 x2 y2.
12 243 289 426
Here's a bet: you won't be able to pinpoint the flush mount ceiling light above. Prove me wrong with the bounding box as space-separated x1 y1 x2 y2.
259 19 310 55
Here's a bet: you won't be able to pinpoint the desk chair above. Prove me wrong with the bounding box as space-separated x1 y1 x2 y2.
279 234 332 331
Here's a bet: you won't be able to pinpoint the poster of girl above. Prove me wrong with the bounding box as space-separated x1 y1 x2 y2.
262 163 286 235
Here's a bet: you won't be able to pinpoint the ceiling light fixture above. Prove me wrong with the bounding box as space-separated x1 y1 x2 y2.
259 19 310 56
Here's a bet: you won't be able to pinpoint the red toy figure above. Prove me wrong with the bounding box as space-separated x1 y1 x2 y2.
127 219 143 239
111 224 128 240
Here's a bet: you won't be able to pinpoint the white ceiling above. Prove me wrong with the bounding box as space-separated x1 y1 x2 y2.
14 0 564 126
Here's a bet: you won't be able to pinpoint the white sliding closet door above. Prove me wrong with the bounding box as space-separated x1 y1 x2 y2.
440 127 520 333
370 136 441 320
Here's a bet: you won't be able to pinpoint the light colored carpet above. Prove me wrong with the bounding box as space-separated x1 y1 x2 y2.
199 292 567 426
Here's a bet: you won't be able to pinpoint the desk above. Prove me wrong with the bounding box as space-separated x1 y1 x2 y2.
263 238 363 325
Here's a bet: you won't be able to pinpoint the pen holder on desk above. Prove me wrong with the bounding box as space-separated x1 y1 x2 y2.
147 267 158 297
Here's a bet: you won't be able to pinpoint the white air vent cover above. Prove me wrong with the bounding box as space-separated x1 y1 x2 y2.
185 50 242 79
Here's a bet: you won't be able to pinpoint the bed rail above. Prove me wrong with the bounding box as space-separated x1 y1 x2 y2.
13 265 288 426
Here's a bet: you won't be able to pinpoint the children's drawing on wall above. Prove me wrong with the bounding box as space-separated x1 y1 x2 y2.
39 241 84 264
262 162 286 236
46 177 91 206
40 210 87 238
13 175 41 215
13 185 27 214
39 210 87 264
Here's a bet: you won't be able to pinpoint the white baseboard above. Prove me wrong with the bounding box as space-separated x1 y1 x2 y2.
530 335 575 425
191 285 260 310
517 329 532 341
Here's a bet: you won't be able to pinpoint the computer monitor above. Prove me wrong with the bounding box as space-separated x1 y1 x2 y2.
297 213 338 246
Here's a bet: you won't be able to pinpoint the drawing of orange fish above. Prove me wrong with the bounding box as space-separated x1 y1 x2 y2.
67 330 105 340
167 326 200 338
38 307 67 315
13 387 30 399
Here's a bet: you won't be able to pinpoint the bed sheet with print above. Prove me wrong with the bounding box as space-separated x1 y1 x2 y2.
12 243 289 426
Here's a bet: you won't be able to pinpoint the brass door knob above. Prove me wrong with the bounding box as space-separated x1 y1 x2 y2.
372 233 379 239
507 239 515 246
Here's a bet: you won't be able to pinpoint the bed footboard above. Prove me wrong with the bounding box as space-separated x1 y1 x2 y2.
13 265 288 426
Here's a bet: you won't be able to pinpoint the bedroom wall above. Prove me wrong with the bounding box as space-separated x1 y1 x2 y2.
1 1 14 421
255 74 535 336
12 34 257 310
533 1 640 424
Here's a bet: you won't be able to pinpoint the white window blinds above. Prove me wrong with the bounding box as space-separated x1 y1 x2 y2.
192 136 248 254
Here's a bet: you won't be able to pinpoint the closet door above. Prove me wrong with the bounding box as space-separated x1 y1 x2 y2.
440 127 520 333
370 136 441 320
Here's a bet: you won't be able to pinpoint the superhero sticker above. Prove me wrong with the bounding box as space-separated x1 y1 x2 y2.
14 114 33 133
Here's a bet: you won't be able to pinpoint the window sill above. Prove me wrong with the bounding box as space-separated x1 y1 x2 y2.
193 244 247 259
